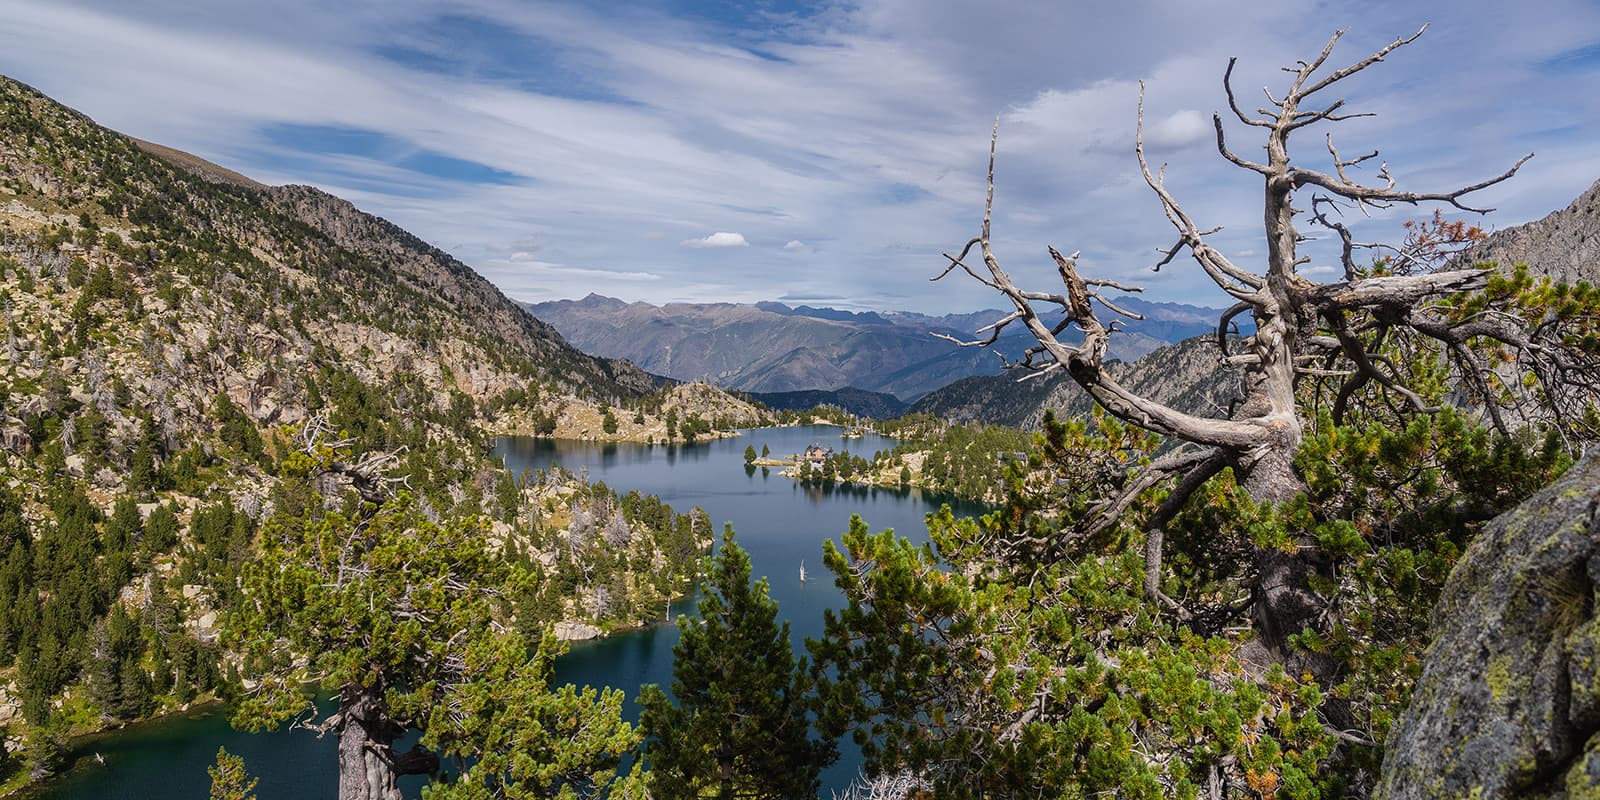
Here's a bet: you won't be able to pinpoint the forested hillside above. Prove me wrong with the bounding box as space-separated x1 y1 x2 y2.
0 75 751 793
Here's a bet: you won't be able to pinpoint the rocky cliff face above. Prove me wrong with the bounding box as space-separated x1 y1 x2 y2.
1379 454 1600 799
1455 179 1600 285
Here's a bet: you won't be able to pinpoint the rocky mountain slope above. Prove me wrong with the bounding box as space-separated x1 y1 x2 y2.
523 294 1218 401
0 76 767 788
910 334 1242 429
0 74 681 464
1453 178 1600 284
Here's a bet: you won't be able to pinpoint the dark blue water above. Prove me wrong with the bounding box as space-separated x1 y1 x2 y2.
25 426 980 798
502 426 983 791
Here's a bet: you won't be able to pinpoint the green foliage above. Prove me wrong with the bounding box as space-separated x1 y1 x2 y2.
789 417 1030 502
85 604 153 722
419 634 643 800
496 468 521 524
212 394 263 461
0 487 32 666
141 502 180 560
641 527 834 799
21 715 69 781
231 495 505 729
810 408 1569 797
231 493 637 797
208 748 258 800
0 722 16 786
511 479 708 632
181 500 255 608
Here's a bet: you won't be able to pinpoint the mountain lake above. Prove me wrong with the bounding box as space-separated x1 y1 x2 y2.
22 425 985 799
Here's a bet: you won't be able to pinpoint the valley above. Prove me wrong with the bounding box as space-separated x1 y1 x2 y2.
1 10 1599 800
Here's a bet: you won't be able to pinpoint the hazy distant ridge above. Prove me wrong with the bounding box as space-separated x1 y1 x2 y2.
524 294 1222 401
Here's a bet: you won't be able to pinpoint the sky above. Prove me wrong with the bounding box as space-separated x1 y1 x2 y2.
2 1 1597 314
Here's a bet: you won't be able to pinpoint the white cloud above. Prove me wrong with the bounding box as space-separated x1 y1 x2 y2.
681 231 750 248
493 258 661 281
1 0 1595 313
1147 110 1209 149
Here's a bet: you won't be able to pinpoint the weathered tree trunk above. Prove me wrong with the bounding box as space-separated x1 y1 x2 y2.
1234 417 1329 672
336 683 402 800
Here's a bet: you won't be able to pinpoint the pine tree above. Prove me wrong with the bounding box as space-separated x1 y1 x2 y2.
230 491 637 799
639 526 833 799
0 488 31 664
208 747 258 800
0 721 16 783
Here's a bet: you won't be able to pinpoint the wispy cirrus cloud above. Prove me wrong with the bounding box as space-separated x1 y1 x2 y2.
0 0 1595 313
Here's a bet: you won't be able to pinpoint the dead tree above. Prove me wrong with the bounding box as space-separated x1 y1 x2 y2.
935 26 1598 671
294 414 410 507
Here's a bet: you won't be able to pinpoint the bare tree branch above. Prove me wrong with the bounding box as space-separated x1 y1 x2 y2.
1143 450 1230 615
1222 58 1275 128
1289 153 1533 214
1298 25 1428 100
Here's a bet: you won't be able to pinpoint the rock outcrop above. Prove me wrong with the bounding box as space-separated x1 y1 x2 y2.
1456 179 1600 285
1379 454 1600 799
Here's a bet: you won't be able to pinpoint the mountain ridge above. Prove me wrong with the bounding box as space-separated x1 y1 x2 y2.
523 293 1219 401
1451 177 1600 284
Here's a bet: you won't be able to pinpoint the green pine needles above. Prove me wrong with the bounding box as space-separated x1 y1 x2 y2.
641 527 835 799
808 407 1571 798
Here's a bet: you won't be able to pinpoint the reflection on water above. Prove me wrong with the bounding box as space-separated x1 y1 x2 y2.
32 426 982 799
501 426 984 791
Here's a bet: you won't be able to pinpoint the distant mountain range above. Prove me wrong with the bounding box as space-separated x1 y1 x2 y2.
523 294 1226 403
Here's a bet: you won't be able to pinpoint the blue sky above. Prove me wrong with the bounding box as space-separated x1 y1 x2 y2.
2 0 1597 314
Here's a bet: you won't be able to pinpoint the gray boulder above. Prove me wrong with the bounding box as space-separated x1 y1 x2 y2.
1380 454 1600 798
